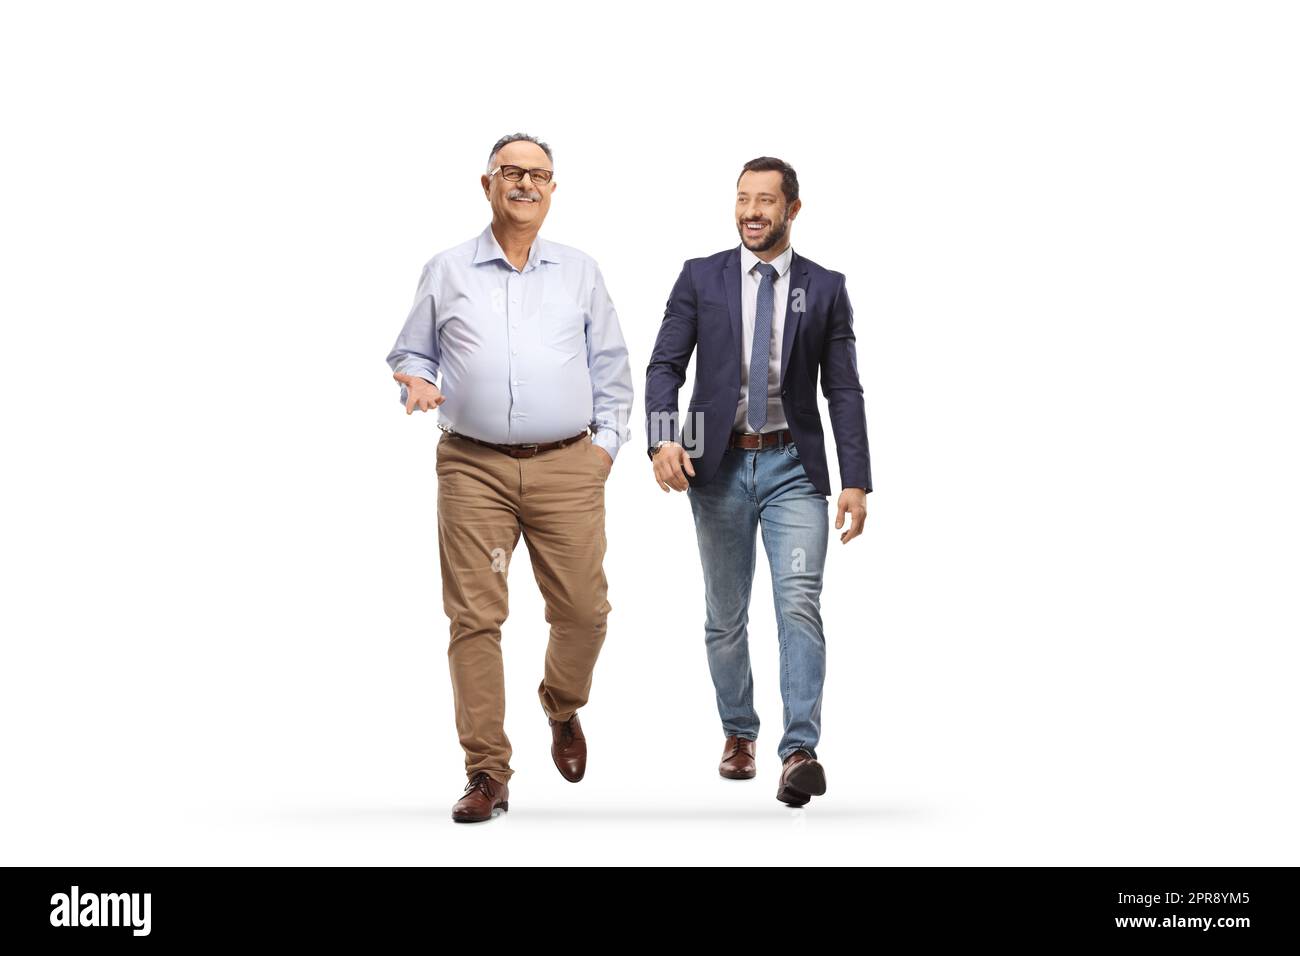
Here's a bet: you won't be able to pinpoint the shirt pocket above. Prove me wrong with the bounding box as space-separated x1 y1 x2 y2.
541 299 586 357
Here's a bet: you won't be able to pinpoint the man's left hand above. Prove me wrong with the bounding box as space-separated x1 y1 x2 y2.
835 489 868 544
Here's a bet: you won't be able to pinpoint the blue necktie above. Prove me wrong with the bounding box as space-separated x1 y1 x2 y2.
748 262 778 432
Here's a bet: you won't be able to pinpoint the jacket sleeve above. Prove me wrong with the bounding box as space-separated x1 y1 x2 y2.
820 273 872 492
644 260 699 450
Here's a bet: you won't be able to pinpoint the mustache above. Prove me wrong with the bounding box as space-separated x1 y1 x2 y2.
508 188 542 202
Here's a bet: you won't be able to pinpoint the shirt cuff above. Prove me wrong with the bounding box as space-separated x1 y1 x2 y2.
591 429 621 461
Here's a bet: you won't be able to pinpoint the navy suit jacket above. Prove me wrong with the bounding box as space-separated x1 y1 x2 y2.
645 245 872 497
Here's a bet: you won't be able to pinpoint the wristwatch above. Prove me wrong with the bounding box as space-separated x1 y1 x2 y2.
648 440 675 461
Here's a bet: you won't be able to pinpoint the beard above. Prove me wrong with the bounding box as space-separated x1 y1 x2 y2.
737 211 789 253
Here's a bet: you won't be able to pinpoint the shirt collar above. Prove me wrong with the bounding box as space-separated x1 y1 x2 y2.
473 223 561 270
739 242 794 278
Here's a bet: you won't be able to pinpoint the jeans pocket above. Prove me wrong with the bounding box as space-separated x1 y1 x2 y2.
783 441 801 462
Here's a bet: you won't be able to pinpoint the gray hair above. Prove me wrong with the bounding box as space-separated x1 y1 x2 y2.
486 132 554 173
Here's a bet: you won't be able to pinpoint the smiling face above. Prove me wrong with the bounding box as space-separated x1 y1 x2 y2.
482 139 555 230
736 169 800 254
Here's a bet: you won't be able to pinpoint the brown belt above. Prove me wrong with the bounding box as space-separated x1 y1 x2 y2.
728 428 794 450
446 428 591 459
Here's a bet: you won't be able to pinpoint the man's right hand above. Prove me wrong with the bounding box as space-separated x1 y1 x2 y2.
651 442 695 492
393 372 445 415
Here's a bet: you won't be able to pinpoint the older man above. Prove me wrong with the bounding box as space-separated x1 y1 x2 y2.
386 133 633 823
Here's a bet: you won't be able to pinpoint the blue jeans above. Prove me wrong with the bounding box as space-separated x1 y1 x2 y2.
687 439 829 761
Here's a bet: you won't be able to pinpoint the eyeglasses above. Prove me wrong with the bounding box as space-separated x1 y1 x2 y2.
489 164 554 185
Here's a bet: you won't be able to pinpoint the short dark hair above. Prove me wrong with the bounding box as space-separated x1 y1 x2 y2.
737 156 799 205
487 133 553 172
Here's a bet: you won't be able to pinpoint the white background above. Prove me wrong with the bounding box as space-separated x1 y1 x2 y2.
2 1 1297 865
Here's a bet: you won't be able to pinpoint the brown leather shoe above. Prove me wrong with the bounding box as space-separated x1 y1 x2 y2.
549 713 586 782
718 734 757 779
776 749 827 807
451 772 509 823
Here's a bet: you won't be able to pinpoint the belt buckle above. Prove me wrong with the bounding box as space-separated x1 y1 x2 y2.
513 442 540 458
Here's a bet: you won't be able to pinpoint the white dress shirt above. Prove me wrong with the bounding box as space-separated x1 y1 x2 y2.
734 243 794 433
386 224 634 460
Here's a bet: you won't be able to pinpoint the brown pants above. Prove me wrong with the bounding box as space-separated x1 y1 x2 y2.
435 430 610 785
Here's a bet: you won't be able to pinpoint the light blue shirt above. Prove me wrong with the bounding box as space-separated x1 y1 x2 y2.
386 224 634 460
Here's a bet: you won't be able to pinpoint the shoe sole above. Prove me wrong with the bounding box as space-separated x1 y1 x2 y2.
776 786 811 807
776 760 827 806
452 802 508 823
787 760 827 796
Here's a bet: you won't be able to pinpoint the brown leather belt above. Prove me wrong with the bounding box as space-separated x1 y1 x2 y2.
728 428 794 450
446 428 591 459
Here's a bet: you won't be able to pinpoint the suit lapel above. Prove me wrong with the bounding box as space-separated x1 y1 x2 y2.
779 251 809 386
722 246 742 373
